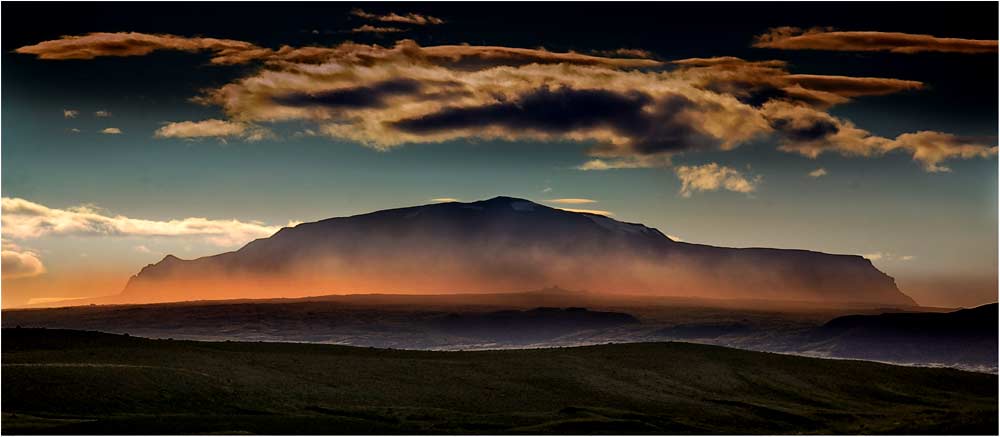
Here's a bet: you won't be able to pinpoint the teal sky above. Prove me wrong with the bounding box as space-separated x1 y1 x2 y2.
2 3 996 308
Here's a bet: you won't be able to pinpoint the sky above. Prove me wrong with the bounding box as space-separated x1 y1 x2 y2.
1 2 997 308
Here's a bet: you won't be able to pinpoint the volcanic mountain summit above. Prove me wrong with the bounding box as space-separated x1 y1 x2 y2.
121 197 915 306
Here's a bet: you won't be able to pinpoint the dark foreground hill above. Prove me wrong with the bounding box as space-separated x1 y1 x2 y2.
3 329 996 434
117 196 914 306
803 303 998 370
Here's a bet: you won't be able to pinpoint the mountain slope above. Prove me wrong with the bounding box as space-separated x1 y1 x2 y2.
121 197 914 306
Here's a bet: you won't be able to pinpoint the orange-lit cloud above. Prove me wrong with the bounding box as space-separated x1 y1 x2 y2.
14 32 267 64
1 197 288 246
351 8 444 25
863 252 916 262
784 74 923 97
100 127 122 135
808 168 828 178
351 25 405 34
671 57 924 107
764 101 997 172
555 207 613 216
1 240 45 280
154 119 270 141
547 198 597 204
888 131 998 173
754 27 998 54
577 155 674 171
17 34 996 172
674 163 760 198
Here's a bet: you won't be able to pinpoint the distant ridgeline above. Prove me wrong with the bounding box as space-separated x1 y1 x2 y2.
121 197 914 306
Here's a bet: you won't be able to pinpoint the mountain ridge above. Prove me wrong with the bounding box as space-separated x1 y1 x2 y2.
121 196 915 306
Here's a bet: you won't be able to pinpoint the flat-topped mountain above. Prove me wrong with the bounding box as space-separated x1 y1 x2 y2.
121 197 915 306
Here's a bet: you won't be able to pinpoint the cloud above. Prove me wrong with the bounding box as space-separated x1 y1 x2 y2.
808 168 828 178
101 127 122 134
94 110 112 117
863 252 916 262
14 32 267 64
764 101 997 172
417 43 663 69
555 207 614 216
273 78 423 110
541 187 553 193
430 198 459 202
754 27 998 54
389 87 744 156
547 198 597 204
783 74 923 98
1 197 288 247
548 198 611 215
671 57 924 108
594 48 655 58
351 8 444 25
576 155 674 171
352 25 405 34
191 40 746 162
154 119 270 141
20 34 994 172
674 163 760 197
1 240 46 280
63 109 79 118
134 245 152 253
887 131 998 172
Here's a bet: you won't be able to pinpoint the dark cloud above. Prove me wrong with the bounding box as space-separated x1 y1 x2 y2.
274 79 424 109
592 48 655 58
770 117 840 142
394 87 651 133
704 81 790 107
393 87 718 154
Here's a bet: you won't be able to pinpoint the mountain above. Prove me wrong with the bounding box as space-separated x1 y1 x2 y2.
121 196 915 306
804 303 998 369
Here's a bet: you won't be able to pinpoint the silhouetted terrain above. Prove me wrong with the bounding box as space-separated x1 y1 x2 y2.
113 197 913 306
432 307 638 343
5 293 993 370
798 303 998 370
3 328 995 435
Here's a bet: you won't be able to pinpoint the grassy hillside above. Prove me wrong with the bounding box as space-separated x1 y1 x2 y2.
2 328 996 434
